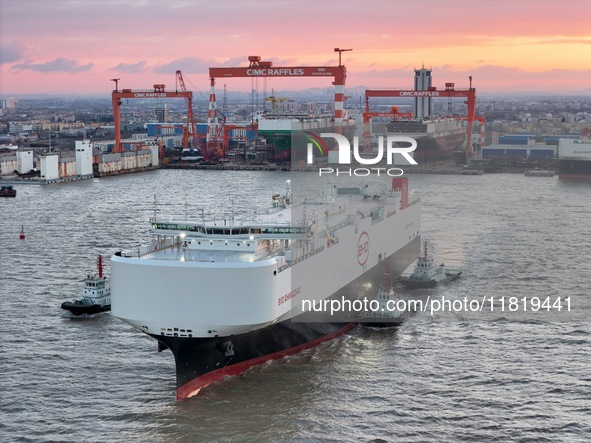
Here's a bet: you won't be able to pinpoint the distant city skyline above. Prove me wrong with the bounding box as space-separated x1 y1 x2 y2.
1 0 590 96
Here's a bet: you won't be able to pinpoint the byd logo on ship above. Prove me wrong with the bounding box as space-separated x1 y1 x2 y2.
306 133 418 177
357 231 370 266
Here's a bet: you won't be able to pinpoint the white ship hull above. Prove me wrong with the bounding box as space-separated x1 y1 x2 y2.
112 201 420 337
111 178 421 398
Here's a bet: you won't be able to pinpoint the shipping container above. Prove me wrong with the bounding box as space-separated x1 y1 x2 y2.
545 135 578 145
482 148 506 158
505 149 527 157
498 135 532 145
529 149 555 158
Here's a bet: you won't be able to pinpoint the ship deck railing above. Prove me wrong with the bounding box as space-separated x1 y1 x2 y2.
119 194 419 262
119 240 333 268
120 237 178 258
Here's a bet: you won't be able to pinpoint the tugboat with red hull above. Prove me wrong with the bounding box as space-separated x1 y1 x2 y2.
111 178 422 399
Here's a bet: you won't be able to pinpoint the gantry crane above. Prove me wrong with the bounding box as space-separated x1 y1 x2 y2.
363 104 414 124
111 77 195 153
265 89 289 114
205 54 349 161
362 103 414 152
364 78 477 155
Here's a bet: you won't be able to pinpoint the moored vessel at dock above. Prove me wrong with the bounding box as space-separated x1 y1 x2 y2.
558 139 591 180
383 118 467 164
111 177 421 399
256 112 357 162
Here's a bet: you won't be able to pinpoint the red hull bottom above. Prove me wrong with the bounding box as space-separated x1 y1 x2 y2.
176 323 356 400
559 173 591 180
153 237 421 400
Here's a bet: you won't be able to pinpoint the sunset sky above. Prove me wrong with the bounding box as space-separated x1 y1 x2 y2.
1 0 591 97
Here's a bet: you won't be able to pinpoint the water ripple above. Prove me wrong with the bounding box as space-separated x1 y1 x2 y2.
1 171 590 442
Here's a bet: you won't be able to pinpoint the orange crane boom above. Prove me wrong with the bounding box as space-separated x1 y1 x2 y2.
176 70 200 149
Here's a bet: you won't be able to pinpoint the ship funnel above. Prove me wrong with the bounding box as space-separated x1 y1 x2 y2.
391 177 408 209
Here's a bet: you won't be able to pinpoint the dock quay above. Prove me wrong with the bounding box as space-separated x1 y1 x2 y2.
0 175 94 185
94 165 160 177
162 163 488 174
162 163 282 171
405 167 483 175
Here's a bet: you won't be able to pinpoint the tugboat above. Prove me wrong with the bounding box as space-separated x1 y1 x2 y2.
398 241 462 289
0 185 16 197
61 256 111 315
357 268 408 327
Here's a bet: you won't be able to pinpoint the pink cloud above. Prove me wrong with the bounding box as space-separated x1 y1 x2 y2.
0 41 25 64
12 57 93 73
1 0 590 94
111 61 149 73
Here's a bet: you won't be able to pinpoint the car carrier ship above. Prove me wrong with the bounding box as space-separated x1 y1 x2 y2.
558 138 591 180
111 176 421 400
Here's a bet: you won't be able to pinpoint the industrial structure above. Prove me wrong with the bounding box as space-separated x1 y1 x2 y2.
206 51 350 160
110 71 197 154
364 75 478 157
362 105 414 144
0 142 95 183
413 66 433 119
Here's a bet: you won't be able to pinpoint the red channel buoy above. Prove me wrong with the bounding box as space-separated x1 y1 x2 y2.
19 226 25 240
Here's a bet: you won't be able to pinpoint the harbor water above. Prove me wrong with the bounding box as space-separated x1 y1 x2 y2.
0 170 589 442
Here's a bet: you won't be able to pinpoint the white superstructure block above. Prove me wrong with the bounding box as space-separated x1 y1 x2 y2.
75 140 94 176
16 150 33 174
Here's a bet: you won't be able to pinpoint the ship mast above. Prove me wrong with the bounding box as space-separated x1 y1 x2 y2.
98 255 103 278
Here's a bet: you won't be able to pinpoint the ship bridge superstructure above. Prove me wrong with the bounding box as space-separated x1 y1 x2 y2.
116 182 418 273
143 210 310 266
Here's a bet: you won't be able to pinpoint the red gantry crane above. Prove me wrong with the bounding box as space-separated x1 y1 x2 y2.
111 74 197 153
205 51 349 161
364 78 477 156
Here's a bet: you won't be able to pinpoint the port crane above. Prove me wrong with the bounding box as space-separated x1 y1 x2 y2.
175 70 201 149
362 104 414 154
364 79 477 156
111 73 197 153
265 89 290 114
205 54 349 160
363 104 414 126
